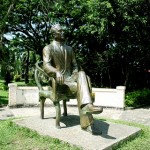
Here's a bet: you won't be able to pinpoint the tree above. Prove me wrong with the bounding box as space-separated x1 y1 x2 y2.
1 0 150 90
2 0 52 83
0 0 17 61
106 0 150 90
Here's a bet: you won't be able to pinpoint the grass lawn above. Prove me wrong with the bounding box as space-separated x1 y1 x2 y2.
0 80 9 106
0 120 80 150
0 119 150 150
0 90 8 105
0 79 150 149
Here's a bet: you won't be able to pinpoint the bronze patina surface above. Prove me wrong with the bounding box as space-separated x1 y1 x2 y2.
35 24 103 134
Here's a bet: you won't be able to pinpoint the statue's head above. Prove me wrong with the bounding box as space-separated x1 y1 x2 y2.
50 24 65 41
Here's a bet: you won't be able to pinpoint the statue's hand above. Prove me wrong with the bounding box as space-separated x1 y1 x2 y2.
56 71 64 85
71 71 78 81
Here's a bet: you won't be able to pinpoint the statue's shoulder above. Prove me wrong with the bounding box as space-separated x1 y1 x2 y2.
43 44 53 52
66 45 72 49
66 45 73 51
67 45 75 55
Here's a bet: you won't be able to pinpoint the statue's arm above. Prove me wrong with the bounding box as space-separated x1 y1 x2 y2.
72 50 78 74
70 49 78 81
43 45 57 74
43 45 64 84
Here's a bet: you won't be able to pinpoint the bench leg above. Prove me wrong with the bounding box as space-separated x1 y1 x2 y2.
54 102 61 129
63 100 67 116
40 98 45 119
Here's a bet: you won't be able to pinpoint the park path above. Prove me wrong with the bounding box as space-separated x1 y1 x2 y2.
0 106 150 126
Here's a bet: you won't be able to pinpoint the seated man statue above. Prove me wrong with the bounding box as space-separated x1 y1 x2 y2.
43 24 103 133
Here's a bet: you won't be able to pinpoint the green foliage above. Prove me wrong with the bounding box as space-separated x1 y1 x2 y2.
1 0 150 89
125 89 150 107
0 81 7 91
0 80 8 105
14 74 21 82
26 80 36 86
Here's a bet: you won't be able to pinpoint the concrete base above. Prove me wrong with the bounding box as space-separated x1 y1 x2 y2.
14 114 141 150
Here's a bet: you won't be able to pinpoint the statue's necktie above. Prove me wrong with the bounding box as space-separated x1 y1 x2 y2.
60 45 67 74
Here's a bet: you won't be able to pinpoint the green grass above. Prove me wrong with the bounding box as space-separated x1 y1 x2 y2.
0 118 150 150
0 78 150 149
0 80 9 105
0 90 8 105
0 79 8 105
14 80 36 86
0 120 80 150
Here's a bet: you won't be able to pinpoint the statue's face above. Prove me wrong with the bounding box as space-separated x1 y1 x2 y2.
53 28 65 41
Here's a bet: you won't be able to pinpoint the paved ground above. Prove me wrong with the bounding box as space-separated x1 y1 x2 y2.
0 105 150 126
0 105 149 150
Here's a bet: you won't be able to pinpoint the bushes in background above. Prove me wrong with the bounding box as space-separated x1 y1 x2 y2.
125 88 150 107
14 74 21 82
0 82 7 90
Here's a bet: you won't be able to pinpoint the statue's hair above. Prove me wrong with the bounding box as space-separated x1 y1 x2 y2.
50 24 62 33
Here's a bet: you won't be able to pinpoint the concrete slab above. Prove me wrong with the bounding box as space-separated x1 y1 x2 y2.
14 114 141 150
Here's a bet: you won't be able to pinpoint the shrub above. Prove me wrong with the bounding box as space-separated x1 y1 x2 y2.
125 88 150 107
26 80 36 86
0 82 8 90
14 74 21 82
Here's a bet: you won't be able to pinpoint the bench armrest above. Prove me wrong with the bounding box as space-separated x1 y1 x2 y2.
35 61 57 101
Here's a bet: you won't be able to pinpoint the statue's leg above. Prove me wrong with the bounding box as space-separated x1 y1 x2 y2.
53 102 61 129
63 100 67 116
77 71 103 113
77 71 94 132
40 97 45 119
77 71 103 134
78 106 94 133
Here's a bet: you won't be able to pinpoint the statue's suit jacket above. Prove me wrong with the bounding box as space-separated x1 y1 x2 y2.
43 40 78 79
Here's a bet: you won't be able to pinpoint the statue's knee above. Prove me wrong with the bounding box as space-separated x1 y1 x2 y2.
78 71 86 77
79 70 85 74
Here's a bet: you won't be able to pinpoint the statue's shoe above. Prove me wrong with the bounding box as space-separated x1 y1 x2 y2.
82 104 103 115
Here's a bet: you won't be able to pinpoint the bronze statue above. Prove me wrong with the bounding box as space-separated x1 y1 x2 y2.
42 24 103 133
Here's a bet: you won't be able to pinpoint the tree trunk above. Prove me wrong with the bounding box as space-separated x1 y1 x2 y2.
25 50 30 84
